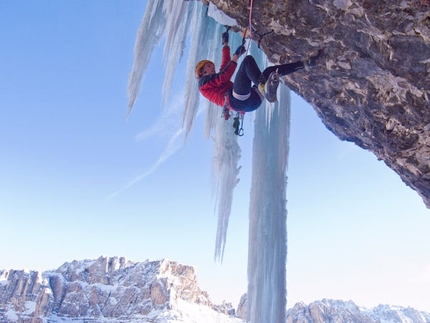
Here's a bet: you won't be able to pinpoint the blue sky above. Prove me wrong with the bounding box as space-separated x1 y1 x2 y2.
1 0 430 313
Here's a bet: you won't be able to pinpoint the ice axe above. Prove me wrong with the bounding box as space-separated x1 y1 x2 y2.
222 26 231 44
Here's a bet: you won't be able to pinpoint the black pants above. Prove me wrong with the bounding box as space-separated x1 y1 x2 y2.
229 55 304 112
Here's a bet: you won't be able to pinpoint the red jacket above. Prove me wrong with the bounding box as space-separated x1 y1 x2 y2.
198 46 237 107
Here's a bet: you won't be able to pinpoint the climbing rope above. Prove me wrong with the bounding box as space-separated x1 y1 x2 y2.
248 0 253 39
243 0 253 55
245 0 274 50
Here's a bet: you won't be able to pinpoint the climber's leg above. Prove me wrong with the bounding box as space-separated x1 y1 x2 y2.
262 49 324 77
233 55 264 96
262 61 305 79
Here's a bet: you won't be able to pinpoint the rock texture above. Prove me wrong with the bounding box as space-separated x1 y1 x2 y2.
206 0 430 207
0 256 238 323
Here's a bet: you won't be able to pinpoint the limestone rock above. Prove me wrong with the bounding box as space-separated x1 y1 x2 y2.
0 256 240 323
206 0 430 207
236 293 247 319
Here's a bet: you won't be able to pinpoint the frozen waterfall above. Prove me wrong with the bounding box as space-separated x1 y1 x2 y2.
127 1 290 322
247 87 290 323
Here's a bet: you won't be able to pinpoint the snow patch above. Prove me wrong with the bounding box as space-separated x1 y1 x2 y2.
23 301 36 315
0 270 7 286
92 282 118 292
207 2 237 26
6 309 18 322
169 299 243 323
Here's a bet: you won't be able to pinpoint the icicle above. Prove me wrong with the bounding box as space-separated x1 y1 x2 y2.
127 0 166 118
209 33 253 261
160 0 193 107
247 86 291 323
180 4 243 262
211 116 242 262
127 0 195 118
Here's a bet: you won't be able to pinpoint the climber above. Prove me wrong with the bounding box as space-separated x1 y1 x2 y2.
195 30 323 118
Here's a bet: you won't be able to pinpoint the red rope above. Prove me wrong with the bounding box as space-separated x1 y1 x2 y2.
243 0 253 55
248 0 253 39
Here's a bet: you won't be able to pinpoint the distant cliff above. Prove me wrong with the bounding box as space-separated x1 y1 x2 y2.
205 0 430 207
0 256 240 323
286 299 430 323
236 298 430 323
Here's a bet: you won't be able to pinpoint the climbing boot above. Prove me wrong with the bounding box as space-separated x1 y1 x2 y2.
264 70 280 103
258 82 265 96
257 74 267 96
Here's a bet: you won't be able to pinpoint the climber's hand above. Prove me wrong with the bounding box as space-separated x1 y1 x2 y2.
234 45 246 57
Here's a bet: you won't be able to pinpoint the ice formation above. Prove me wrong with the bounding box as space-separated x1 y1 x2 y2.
247 86 290 323
127 1 290 322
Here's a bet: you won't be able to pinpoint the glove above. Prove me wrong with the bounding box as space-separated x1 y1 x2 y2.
234 45 246 57
222 31 229 44
222 107 231 120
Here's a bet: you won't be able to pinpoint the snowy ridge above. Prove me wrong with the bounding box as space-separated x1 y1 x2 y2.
0 256 241 323
366 304 430 323
286 299 430 323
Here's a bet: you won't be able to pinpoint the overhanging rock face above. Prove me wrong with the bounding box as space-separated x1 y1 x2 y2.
205 0 430 207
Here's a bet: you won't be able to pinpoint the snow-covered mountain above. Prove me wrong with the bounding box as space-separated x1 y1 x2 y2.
1 257 429 323
0 256 242 323
286 299 430 323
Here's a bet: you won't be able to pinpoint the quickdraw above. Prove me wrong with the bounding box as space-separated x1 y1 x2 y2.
255 29 274 49
222 108 245 136
247 0 274 49
233 112 245 136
